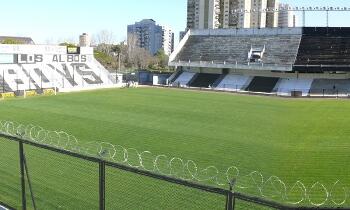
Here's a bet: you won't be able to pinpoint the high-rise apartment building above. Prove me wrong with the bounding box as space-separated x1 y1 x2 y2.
250 0 267 28
162 26 175 56
187 0 279 30
187 0 221 29
187 0 196 29
278 4 297 27
221 0 251 28
266 0 279 27
127 19 174 55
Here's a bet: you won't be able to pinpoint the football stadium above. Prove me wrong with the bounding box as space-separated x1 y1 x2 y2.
1 2 350 210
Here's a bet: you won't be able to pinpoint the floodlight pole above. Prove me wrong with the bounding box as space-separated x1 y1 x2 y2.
302 10 306 27
326 10 329 27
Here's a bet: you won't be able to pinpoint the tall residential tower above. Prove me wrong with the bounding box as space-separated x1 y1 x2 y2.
187 0 221 29
127 19 174 56
187 0 280 29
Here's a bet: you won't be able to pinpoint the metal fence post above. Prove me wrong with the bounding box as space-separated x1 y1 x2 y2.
99 161 106 210
226 179 235 210
23 155 37 210
19 141 26 210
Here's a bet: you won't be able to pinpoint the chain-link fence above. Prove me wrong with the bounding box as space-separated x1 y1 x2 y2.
0 121 349 210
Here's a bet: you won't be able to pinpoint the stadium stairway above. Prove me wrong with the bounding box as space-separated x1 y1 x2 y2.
212 74 227 88
168 69 183 83
188 73 221 88
245 77 279 93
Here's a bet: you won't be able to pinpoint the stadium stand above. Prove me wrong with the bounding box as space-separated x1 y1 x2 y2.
172 72 196 87
168 27 350 96
245 77 280 93
294 27 350 72
0 75 11 92
277 78 313 96
310 79 350 95
0 45 115 94
188 73 221 88
175 34 301 65
216 74 252 91
168 69 183 83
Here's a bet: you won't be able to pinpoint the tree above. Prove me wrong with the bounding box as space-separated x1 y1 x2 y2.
96 30 114 45
155 49 169 68
59 42 77 47
1 38 24 44
95 30 115 54
111 45 121 55
135 48 153 69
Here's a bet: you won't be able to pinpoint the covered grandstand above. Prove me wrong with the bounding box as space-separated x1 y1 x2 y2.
169 27 350 97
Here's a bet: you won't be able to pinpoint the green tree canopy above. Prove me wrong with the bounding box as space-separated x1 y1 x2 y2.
59 42 77 47
155 49 169 68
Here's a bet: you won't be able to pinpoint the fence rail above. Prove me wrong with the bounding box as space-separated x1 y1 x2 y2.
0 121 349 209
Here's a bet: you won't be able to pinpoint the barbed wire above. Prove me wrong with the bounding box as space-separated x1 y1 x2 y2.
0 120 348 207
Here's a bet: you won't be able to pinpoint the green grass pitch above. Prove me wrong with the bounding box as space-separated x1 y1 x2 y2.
0 87 349 209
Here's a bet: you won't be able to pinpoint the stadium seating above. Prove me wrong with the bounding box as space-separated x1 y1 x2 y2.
175 35 301 65
277 78 313 96
295 36 350 66
168 28 350 96
172 72 196 87
0 75 12 93
216 74 252 91
310 79 350 95
188 73 221 88
245 77 280 93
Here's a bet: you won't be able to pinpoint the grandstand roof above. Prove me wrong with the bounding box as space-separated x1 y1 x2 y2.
0 36 34 44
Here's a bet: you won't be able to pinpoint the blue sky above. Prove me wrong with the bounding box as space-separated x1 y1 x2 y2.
1 0 350 44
